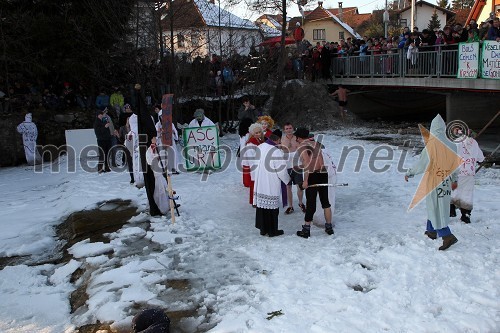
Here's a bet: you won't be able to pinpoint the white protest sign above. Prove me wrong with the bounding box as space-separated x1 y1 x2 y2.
481 40 500 79
182 125 221 171
457 42 479 79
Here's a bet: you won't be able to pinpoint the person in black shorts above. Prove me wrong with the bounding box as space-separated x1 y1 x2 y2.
294 128 333 238
330 84 350 122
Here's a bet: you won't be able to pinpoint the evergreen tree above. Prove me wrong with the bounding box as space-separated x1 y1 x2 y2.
437 0 450 9
451 0 474 9
428 10 441 30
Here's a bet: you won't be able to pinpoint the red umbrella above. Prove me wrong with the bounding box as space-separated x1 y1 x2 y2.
258 36 296 47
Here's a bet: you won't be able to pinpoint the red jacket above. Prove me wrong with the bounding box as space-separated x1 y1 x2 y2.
294 27 304 42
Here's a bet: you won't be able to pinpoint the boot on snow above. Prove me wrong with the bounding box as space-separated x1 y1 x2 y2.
424 231 437 240
296 225 311 238
449 204 457 217
460 209 471 224
439 234 458 251
325 223 334 235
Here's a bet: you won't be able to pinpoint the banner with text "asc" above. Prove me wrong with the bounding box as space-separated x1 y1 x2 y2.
182 125 221 171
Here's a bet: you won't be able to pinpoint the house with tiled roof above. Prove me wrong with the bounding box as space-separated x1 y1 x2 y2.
398 0 455 29
302 1 361 43
303 5 372 33
466 0 500 24
160 0 262 58
453 8 472 25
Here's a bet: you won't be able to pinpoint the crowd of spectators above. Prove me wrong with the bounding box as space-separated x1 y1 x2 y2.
1 18 498 114
280 17 500 80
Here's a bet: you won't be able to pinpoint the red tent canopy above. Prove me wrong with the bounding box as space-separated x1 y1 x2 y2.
258 36 295 47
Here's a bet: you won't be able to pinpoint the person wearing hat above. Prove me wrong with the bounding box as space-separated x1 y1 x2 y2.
405 114 460 251
16 113 42 165
188 108 215 128
253 129 290 237
294 21 305 52
294 128 334 238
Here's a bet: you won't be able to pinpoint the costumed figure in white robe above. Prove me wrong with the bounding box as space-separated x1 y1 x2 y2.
145 145 171 215
253 130 290 237
405 114 460 251
127 113 145 188
17 113 42 165
450 134 484 223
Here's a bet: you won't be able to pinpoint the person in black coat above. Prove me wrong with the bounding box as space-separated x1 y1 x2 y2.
134 84 163 216
94 109 112 173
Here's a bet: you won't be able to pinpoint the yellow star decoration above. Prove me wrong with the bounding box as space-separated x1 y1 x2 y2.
408 124 463 211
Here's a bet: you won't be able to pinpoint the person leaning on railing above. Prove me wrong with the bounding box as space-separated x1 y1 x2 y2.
486 18 500 41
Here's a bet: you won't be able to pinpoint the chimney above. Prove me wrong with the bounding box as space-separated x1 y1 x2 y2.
318 1 323 8
338 2 343 21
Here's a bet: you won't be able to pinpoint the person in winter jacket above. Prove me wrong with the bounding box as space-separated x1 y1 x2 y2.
17 113 42 165
94 109 113 173
405 114 461 250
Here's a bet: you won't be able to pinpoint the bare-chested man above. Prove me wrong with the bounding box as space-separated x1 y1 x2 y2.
330 84 350 122
281 122 305 214
294 128 333 238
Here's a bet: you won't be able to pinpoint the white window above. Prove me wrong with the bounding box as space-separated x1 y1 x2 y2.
313 29 325 40
339 31 345 40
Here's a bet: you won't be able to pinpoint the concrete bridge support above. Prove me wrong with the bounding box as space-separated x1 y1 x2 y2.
446 91 500 130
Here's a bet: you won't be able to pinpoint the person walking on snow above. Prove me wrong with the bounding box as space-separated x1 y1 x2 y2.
253 129 290 237
281 122 305 214
17 113 42 165
295 128 334 238
450 131 484 224
405 114 460 251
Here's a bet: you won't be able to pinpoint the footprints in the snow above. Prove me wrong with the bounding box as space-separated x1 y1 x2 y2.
346 262 376 294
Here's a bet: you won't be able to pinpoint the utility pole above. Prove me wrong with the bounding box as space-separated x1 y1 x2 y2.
383 0 389 38
410 0 415 30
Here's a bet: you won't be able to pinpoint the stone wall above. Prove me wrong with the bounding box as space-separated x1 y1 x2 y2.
0 108 94 167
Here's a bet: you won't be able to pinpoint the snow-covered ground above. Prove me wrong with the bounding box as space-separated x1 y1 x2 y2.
0 130 499 333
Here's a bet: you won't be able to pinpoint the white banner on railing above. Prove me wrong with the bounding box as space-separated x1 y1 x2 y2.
481 41 500 80
457 42 479 79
